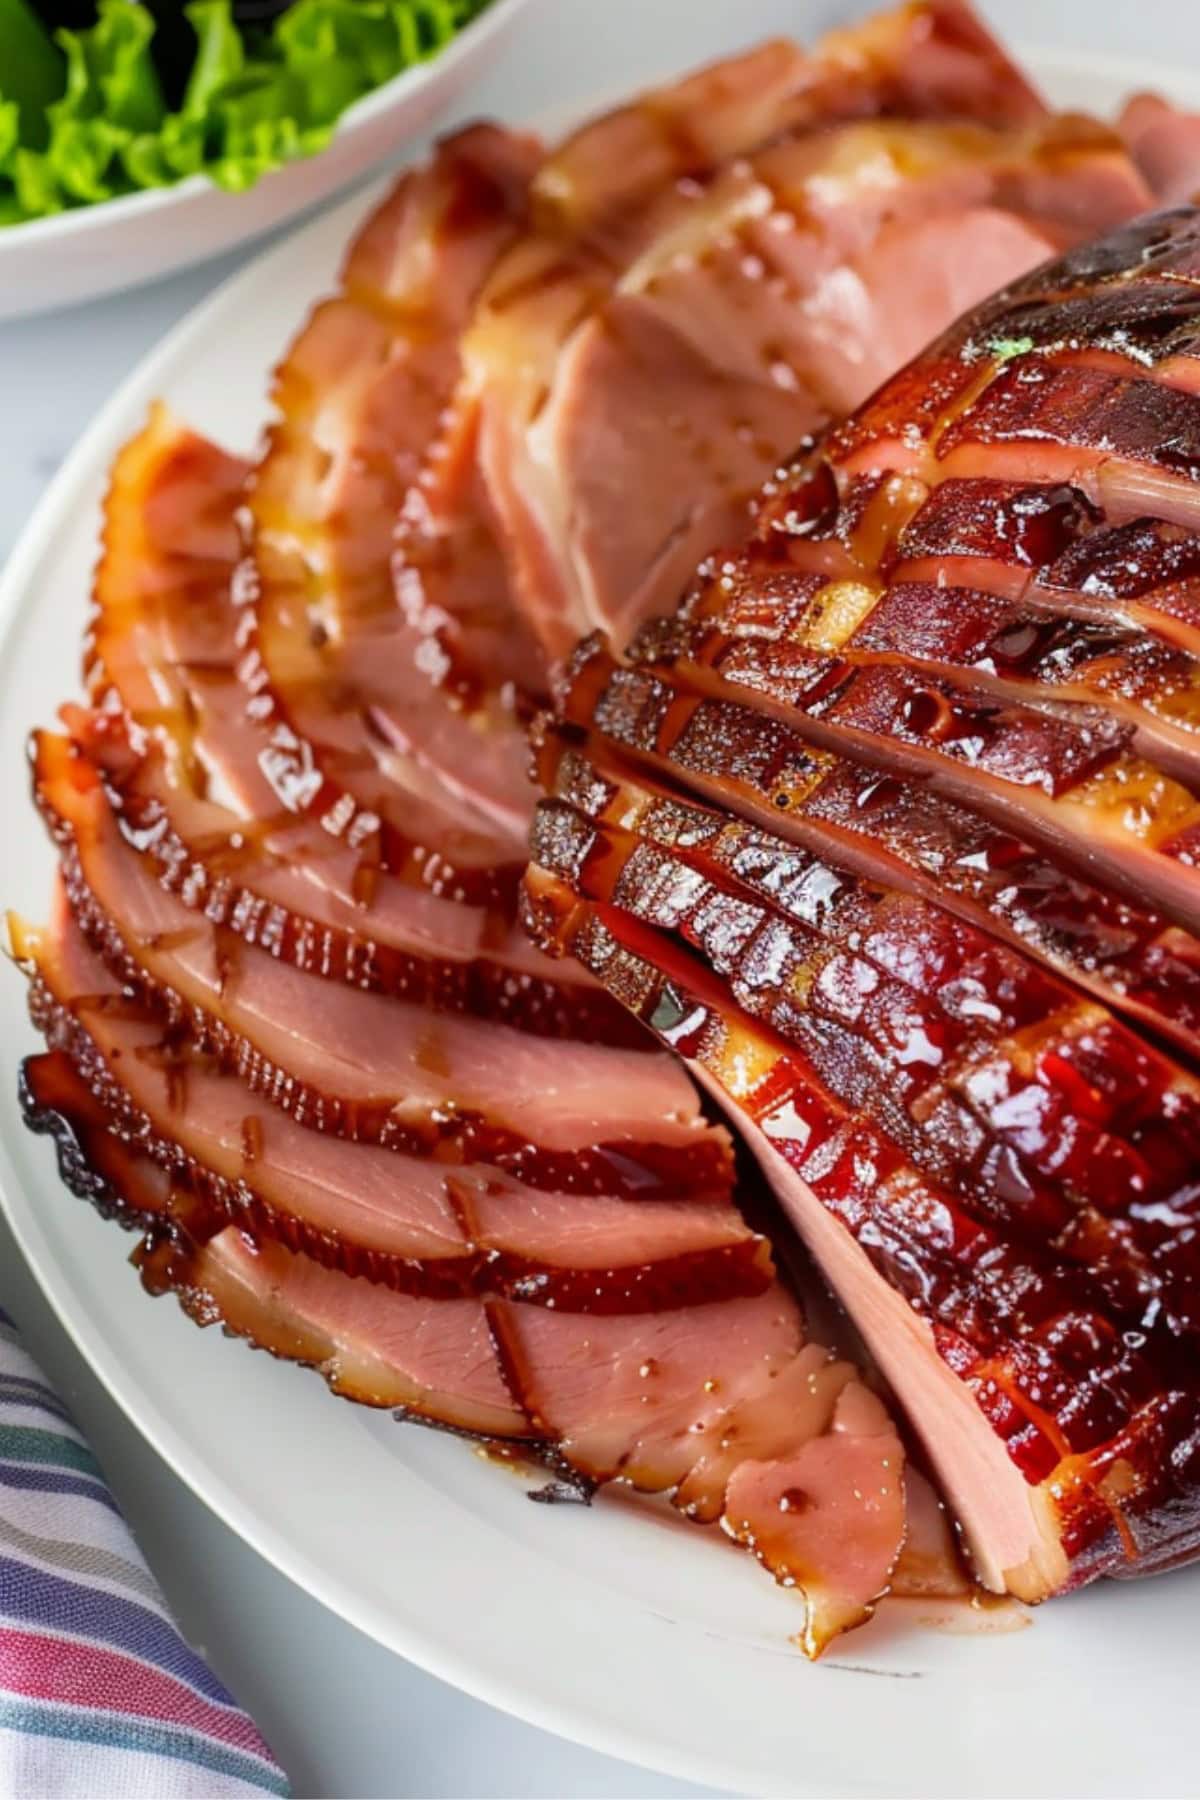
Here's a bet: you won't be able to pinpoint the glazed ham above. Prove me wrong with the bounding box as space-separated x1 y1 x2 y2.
17 0 1199 1661
528 206 1200 1603
14 61 950 1657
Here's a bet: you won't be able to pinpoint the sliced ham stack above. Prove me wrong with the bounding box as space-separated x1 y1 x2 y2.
11 0 1190 1656
527 205 1200 1601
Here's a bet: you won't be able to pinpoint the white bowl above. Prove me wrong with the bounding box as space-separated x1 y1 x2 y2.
0 0 531 322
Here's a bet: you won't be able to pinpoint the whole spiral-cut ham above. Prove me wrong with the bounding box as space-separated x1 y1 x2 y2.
15 0 1195 1661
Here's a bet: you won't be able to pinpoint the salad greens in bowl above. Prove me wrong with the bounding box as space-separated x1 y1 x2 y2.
0 0 527 317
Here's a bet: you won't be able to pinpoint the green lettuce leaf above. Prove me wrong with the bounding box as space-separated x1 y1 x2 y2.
55 0 166 134
0 0 495 227
182 0 248 116
120 111 207 189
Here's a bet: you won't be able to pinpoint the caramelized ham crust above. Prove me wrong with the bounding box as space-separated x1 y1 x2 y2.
531 741 1200 1258
531 206 1200 1604
553 639 1200 1060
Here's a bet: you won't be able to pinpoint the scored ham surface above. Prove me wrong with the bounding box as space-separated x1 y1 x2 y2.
528 205 1200 1602
15 0 1194 1659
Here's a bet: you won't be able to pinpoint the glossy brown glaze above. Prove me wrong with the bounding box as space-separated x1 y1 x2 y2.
523 871 1200 1584
551 637 1200 1056
533 744 1200 1286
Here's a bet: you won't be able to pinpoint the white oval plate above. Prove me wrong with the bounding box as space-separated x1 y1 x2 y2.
3 46 1200 1800
0 0 530 322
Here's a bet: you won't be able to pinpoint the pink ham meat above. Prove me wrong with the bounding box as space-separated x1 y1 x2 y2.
1120 94 1200 206
19 1051 532 1437
464 0 1149 657
532 206 1200 1604
85 399 639 1043
490 1295 906 1653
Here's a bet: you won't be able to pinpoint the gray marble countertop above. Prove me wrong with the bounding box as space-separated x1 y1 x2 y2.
1 0 1194 1794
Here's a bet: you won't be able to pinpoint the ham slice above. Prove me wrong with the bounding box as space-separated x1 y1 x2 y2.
86 401 636 1040
92 404 518 924
20 1050 531 1435
23 858 729 1187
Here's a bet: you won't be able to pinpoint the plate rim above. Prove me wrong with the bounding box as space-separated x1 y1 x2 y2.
3 38 1200 1799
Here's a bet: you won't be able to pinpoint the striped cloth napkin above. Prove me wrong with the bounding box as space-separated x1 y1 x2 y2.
0 1306 288 1798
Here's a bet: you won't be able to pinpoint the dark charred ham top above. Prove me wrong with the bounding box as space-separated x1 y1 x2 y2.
530 205 1200 1603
